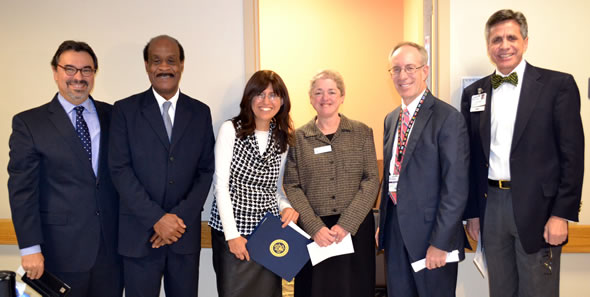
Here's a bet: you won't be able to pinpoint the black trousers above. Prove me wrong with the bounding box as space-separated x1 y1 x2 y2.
294 213 375 297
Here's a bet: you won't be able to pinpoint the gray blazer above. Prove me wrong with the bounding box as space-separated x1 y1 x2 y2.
284 114 379 237
377 92 470 261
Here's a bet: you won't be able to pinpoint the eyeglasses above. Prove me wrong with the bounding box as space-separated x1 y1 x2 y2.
57 64 96 77
541 248 553 275
388 64 425 76
253 92 280 102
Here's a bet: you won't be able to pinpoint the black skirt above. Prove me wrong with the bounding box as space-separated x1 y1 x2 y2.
211 229 282 297
294 212 376 297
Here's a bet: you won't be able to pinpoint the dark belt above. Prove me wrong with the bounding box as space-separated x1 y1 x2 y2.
488 179 511 189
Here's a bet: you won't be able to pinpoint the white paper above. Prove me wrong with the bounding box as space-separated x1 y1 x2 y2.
307 233 354 266
473 234 488 278
17 265 25 276
288 221 311 239
411 249 460 272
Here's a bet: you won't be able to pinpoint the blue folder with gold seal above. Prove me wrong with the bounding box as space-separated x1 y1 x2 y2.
246 213 312 281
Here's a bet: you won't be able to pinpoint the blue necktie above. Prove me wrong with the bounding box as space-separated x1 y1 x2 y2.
74 106 92 162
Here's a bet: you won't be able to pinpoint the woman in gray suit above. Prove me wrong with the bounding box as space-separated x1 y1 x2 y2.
284 70 380 297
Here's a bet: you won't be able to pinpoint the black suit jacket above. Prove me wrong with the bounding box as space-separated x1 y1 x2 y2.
461 63 584 253
109 88 215 257
378 92 470 262
8 95 120 272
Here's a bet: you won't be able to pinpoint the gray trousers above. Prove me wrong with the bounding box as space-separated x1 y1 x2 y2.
483 186 561 297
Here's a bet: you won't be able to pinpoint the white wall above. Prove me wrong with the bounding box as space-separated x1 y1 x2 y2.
0 1 247 296
441 0 590 296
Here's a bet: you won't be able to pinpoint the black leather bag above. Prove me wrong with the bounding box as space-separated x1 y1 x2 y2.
22 271 70 297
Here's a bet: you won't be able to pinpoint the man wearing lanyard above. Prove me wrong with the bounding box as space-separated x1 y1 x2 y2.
461 9 584 297
376 42 469 297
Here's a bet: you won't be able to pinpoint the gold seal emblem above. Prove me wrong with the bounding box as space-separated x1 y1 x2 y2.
269 239 289 257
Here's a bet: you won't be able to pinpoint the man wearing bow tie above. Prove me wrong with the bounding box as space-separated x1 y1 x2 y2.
461 9 584 297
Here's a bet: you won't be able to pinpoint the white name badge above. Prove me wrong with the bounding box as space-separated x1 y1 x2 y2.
314 145 332 154
470 93 486 112
388 174 399 192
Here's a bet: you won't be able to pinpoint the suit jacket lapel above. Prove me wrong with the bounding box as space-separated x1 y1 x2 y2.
140 89 170 150
47 95 95 176
401 92 434 172
511 63 541 152
479 77 493 161
170 93 192 150
95 100 109 183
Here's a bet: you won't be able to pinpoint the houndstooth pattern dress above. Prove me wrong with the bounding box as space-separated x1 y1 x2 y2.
209 121 281 235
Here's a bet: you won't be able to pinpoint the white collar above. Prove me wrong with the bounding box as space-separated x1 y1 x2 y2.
152 88 180 108
401 88 426 115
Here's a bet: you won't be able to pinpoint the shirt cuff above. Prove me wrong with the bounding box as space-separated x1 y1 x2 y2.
20 245 41 256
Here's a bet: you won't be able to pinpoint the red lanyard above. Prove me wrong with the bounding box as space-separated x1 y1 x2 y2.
396 90 428 163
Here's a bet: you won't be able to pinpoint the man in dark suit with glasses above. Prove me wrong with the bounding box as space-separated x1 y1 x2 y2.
8 40 123 297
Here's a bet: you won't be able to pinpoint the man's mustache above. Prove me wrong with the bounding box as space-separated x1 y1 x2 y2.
66 79 88 87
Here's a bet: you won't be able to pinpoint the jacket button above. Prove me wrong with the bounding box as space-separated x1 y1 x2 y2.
332 196 336 200
332 208 337 212
484 193 487 198
169 180 174 184
169 156 174 162
95 211 100 216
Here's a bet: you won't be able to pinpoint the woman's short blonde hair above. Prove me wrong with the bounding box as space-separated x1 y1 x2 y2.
309 70 345 97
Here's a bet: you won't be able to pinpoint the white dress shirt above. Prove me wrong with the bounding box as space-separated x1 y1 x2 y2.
488 59 526 180
152 88 179 125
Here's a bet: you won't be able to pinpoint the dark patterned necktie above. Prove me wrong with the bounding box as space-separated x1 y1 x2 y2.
74 106 92 162
491 72 518 89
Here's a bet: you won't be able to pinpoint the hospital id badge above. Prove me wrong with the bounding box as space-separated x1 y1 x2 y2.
388 174 399 192
470 93 486 112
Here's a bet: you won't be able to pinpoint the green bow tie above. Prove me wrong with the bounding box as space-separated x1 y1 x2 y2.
491 72 518 89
